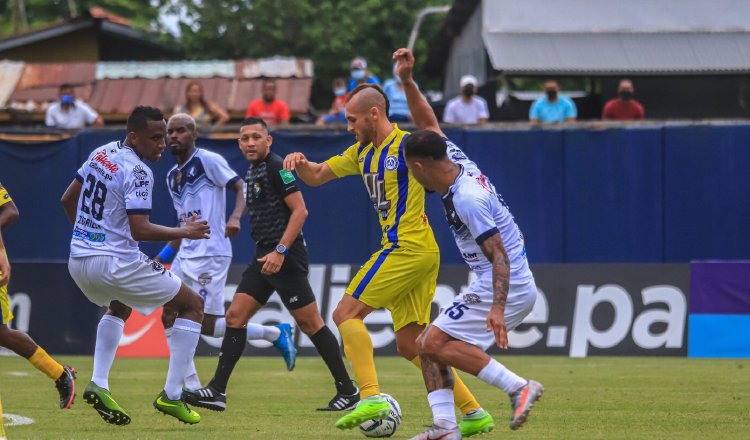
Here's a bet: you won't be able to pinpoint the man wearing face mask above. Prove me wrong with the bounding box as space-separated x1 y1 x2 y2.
443 75 489 125
317 78 349 125
603 79 644 121
348 56 380 92
529 80 577 124
45 84 104 129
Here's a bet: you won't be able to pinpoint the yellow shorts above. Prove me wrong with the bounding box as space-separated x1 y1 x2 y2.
346 245 439 331
0 284 12 325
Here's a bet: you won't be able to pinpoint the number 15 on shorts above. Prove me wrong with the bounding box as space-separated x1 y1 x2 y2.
444 302 469 320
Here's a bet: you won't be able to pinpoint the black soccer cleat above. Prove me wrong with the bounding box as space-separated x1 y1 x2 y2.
316 387 360 411
55 365 77 409
182 385 227 412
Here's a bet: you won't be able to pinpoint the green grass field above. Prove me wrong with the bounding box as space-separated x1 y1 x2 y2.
1 355 749 439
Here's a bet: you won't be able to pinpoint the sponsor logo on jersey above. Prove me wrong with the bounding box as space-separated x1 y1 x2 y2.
133 164 148 181
279 169 296 184
198 272 212 286
462 293 482 304
73 226 106 243
384 155 399 171
93 149 119 173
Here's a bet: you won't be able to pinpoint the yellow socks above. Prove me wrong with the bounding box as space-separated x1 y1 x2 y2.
410 356 481 414
28 346 64 380
0 393 5 440
339 319 380 398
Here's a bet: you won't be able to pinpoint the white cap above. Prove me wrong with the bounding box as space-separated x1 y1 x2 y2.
460 75 478 87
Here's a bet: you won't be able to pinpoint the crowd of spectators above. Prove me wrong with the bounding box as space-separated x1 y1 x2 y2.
40 56 647 131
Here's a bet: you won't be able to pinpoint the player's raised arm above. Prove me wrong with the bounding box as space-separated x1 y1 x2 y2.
60 178 83 225
129 213 209 242
283 152 337 186
393 48 445 137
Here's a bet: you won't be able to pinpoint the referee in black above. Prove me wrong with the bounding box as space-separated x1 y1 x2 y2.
183 117 359 411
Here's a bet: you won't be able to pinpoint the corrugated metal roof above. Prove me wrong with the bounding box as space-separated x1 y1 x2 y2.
235 57 313 78
0 60 24 108
481 0 750 75
15 62 96 89
96 61 236 79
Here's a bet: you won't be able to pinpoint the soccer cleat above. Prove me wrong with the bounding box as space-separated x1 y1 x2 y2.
459 408 494 437
153 390 200 424
317 386 360 411
83 381 131 426
182 385 227 412
409 424 462 440
272 323 297 371
508 380 544 430
55 365 76 409
335 394 390 430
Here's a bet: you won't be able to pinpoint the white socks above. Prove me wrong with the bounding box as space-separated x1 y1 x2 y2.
477 358 526 394
245 323 280 342
92 315 124 390
164 318 201 400
427 388 457 429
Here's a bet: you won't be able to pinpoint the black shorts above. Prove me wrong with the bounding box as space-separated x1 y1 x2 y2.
236 239 315 310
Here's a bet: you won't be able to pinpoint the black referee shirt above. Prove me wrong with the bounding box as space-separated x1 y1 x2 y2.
245 152 301 248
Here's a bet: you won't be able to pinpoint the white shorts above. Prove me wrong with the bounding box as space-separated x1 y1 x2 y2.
68 253 182 316
170 255 230 316
433 273 538 351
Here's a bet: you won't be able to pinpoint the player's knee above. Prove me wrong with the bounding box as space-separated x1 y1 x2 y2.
224 308 245 328
332 303 356 326
418 331 441 359
296 314 324 336
396 337 419 360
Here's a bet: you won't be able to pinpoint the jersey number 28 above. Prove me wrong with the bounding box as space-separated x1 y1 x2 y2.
81 174 108 220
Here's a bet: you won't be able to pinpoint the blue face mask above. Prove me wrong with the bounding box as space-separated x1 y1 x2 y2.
61 95 74 104
334 88 347 96
351 69 365 80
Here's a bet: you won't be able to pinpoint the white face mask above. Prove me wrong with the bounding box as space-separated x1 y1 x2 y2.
351 69 365 80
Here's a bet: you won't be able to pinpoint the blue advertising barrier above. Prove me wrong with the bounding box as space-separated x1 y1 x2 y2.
1 123 749 264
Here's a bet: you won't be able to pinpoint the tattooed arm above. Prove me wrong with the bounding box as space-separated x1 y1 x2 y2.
479 232 511 349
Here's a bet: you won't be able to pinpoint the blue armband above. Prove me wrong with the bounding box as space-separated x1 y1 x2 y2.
157 245 176 263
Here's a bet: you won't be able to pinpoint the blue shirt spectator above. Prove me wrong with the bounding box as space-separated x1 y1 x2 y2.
348 56 380 91
383 78 410 122
529 81 577 124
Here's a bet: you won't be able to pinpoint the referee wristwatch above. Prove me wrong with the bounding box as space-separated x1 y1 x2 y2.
275 243 289 256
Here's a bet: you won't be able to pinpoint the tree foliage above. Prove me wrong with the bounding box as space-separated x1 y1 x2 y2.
169 0 448 108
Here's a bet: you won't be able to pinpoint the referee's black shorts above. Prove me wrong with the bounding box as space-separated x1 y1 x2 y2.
236 239 316 310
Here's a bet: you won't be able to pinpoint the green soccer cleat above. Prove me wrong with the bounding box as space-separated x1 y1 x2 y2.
153 390 201 425
459 408 495 437
334 394 390 430
83 381 131 426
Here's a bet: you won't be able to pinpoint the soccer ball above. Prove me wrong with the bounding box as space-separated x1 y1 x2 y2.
359 393 402 438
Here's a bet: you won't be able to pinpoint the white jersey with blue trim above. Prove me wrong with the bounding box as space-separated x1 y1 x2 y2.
166 148 240 258
70 141 153 261
442 139 532 282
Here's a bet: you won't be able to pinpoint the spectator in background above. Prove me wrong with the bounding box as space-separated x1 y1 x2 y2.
45 84 103 129
443 75 489 125
529 80 576 124
317 78 348 126
173 81 229 132
603 79 644 121
382 63 410 122
348 56 380 91
245 79 290 126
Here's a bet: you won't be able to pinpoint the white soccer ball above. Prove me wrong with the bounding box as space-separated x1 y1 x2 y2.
359 393 402 438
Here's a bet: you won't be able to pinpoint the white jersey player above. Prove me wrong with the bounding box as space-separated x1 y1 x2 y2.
61 106 210 426
155 114 296 390
394 48 543 440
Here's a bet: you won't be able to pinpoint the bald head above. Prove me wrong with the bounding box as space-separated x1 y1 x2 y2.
618 79 634 92
168 112 196 132
346 84 389 116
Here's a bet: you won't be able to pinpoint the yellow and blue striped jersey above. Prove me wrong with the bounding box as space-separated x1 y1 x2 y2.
325 125 438 252
0 181 11 208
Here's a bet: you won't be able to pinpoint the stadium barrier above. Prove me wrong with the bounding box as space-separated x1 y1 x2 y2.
5 263 689 357
1 124 748 266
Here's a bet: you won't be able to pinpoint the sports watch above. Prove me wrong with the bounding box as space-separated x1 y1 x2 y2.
275 243 289 256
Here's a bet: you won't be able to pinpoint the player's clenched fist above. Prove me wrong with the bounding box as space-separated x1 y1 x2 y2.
283 152 308 171
183 213 210 239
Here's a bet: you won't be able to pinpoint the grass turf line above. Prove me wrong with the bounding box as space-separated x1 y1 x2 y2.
1 356 749 439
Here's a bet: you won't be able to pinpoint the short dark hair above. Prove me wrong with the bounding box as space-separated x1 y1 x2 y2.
241 117 269 132
127 106 164 132
404 130 448 160
347 83 390 116
262 78 276 86
59 83 73 91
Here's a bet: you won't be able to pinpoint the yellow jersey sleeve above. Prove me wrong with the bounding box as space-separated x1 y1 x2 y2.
325 144 361 178
0 181 12 207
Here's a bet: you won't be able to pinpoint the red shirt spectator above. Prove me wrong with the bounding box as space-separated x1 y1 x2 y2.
603 79 645 121
245 79 290 125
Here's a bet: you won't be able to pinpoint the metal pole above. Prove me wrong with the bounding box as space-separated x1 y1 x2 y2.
407 5 451 51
